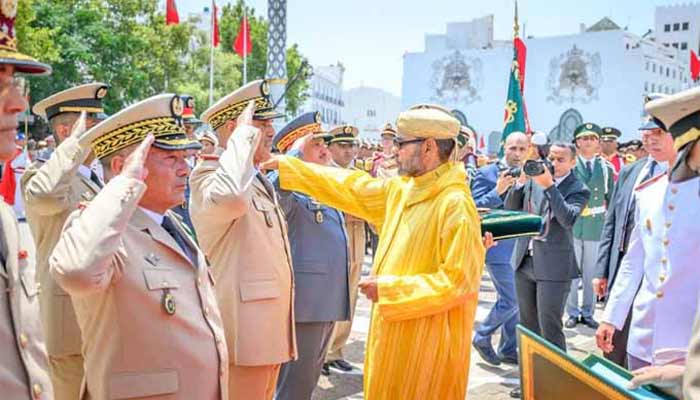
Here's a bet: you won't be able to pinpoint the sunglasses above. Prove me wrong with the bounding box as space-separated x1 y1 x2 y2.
393 138 425 148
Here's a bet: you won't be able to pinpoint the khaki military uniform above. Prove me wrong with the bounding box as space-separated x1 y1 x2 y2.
0 198 54 399
371 153 398 179
21 136 100 399
189 126 296 400
49 176 228 400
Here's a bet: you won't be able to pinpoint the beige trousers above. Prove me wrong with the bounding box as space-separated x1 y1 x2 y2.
228 363 280 400
49 354 84 400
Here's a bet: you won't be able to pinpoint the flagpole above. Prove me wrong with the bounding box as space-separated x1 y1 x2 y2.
243 4 248 84
209 0 215 105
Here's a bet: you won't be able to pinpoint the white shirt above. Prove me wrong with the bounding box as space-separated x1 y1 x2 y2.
139 207 164 226
633 157 669 189
77 164 93 180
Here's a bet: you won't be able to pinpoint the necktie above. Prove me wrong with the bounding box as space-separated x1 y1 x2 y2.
641 160 658 183
586 160 593 178
89 170 103 188
161 216 196 266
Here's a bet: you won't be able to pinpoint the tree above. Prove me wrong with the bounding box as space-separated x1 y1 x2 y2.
17 0 309 126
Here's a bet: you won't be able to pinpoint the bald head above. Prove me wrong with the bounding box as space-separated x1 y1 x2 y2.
504 132 530 166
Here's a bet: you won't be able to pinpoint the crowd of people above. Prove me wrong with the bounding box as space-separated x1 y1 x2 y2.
2 4 700 400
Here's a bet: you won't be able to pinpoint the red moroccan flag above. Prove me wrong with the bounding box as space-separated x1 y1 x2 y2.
212 2 220 47
514 37 527 92
165 0 179 25
234 16 252 57
691 50 700 82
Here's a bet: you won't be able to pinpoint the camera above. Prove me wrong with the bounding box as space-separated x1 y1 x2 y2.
500 166 522 178
523 159 554 176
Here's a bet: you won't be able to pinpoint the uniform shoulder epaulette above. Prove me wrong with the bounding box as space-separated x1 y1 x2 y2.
199 154 220 161
634 172 666 191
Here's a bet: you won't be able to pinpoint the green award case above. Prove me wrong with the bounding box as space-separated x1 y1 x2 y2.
479 209 544 240
517 325 675 399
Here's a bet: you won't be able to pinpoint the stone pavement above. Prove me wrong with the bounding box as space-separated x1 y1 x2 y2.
312 255 606 400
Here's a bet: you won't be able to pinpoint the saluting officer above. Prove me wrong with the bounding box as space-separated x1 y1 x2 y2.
49 94 228 399
269 114 351 397
189 80 296 400
22 83 108 400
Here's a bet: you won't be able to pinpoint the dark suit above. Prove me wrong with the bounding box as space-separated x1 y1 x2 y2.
505 172 590 350
594 158 647 366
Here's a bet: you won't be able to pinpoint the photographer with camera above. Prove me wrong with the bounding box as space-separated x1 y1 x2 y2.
470 132 529 366
505 141 590 347
566 123 615 330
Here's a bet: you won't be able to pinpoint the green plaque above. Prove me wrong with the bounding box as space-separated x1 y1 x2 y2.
480 209 543 240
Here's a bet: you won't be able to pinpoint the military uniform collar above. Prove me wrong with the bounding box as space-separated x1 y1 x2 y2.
138 207 164 226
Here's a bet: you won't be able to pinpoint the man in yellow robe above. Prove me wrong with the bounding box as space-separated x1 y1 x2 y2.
262 104 485 399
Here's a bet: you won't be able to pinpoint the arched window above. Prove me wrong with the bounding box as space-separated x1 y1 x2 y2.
550 108 583 142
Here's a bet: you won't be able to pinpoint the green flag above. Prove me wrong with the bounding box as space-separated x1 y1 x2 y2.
499 49 527 156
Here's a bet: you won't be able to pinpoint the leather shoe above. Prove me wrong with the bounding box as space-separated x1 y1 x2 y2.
500 354 519 365
321 363 330 376
564 316 579 329
329 359 354 372
509 387 521 398
581 316 599 329
473 339 501 366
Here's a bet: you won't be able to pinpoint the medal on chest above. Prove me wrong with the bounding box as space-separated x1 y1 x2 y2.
310 199 324 224
162 289 176 315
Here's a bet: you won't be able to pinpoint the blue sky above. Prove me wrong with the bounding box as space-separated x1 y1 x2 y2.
180 0 685 96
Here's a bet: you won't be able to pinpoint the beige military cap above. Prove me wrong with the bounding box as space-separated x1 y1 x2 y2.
645 87 700 151
381 123 397 138
328 124 359 144
33 83 109 121
397 104 460 139
84 93 201 159
200 79 282 130
198 130 219 148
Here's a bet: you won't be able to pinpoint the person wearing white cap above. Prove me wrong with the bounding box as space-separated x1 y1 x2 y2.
597 86 700 376
189 80 295 400
22 83 109 399
261 104 485 399
49 94 228 400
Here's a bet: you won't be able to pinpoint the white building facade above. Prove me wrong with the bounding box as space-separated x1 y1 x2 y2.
402 9 697 154
343 86 401 140
654 3 700 57
298 63 345 127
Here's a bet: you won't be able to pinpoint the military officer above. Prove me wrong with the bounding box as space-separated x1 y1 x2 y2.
324 122 367 375
600 127 625 178
370 123 398 178
189 81 296 400
171 94 200 232
269 114 350 397
23 83 109 400
49 94 228 399
566 123 614 330
181 95 203 139
597 87 700 371
0 4 54 397
198 129 219 155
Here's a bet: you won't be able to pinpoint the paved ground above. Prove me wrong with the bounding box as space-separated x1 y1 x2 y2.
17 222 603 400
312 255 605 400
